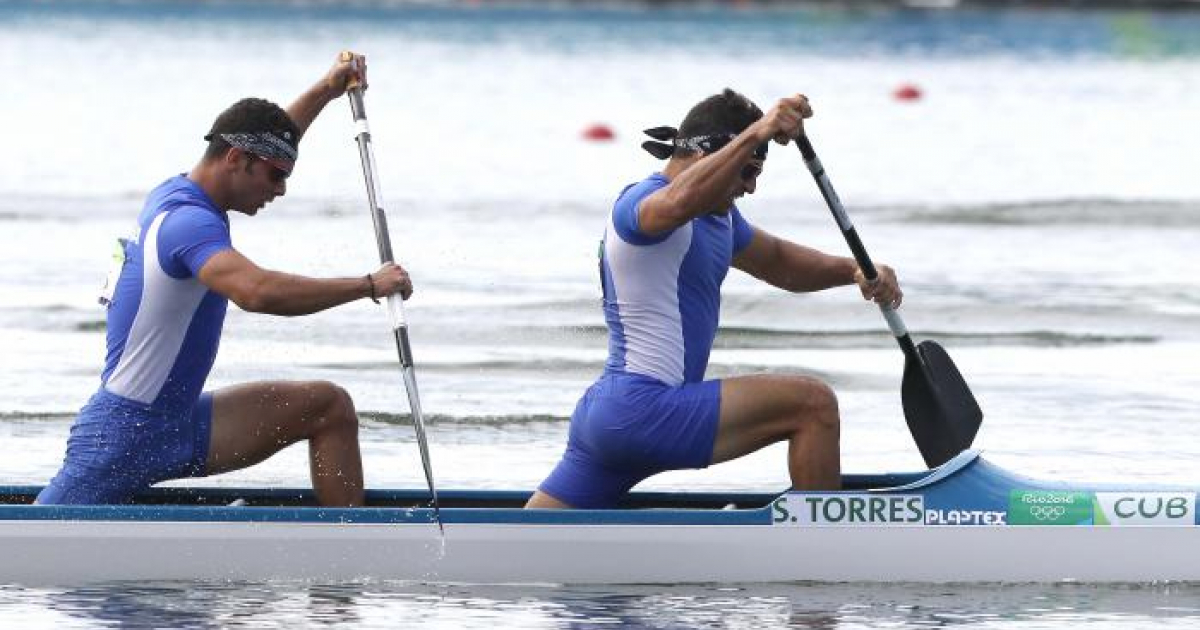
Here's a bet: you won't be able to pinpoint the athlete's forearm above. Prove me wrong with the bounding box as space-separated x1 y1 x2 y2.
779 249 857 293
667 134 758 212
738 232 857 293
286 80 340 137
245 270 371 316
642 133 761 234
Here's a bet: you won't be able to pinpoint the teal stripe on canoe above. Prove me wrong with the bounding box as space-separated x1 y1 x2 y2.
0 503 772 526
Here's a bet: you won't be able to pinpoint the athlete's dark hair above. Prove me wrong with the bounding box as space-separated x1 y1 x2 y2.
674 88 763 157
202 98 300 161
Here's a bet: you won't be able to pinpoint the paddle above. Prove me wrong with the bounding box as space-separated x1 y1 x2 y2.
794 134 982 468
340 52 442 530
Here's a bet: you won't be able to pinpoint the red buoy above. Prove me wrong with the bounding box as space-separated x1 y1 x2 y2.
893 84 923 102
582 123 615 141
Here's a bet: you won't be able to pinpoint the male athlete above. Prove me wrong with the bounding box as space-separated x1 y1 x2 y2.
527 89 903 509
38 53 409 507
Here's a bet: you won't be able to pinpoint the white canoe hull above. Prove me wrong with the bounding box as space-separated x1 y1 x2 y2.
3 518 1198 584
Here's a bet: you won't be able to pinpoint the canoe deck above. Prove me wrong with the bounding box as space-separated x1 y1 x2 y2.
0 471 923 510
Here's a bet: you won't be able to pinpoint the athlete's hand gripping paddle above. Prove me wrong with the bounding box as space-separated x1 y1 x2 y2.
795 135 982 468
340 51 442 531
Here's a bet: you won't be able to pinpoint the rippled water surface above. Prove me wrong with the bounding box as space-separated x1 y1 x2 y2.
5 582 1200 629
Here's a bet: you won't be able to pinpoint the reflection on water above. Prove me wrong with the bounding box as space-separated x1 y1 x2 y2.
4 581 1200 629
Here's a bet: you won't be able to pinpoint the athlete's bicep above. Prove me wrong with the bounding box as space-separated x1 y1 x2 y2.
196 249 269 309
157 208 232 278
732 227 776 280
613 191 674 245
635 189 683 237
731 207 754 253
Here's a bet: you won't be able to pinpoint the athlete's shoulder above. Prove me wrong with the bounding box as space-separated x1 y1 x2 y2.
138 177 225 232
611 173 672 245
615 172 669 207
135 177 229 277
141 175 221 217
728 204 755 253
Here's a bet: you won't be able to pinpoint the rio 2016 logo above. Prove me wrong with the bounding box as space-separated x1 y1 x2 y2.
1007 491 1093 526
1028 505 1066 521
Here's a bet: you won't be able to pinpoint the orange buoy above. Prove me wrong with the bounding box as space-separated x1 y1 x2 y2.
893 84 923 102
582 123 615 141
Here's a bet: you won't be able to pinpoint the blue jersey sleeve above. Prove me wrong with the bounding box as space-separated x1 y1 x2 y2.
611 175 672 246
156 207 232 279
731 207 755 254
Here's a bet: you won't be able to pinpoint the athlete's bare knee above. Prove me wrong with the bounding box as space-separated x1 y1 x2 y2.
525 490 573 509
310 381 358 434
791 377 840 433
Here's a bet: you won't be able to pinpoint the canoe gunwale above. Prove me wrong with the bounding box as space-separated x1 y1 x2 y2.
0 452 977 526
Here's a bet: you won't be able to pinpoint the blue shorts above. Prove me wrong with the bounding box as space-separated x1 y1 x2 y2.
538 372 721 509
36 390 214 505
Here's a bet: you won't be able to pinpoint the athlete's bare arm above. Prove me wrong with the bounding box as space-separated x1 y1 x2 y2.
197 249 410 316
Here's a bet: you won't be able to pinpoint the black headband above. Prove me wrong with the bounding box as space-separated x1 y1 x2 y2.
641 126 768 161
203 131 299 172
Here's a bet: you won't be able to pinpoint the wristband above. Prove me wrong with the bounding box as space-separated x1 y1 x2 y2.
366 273 381 304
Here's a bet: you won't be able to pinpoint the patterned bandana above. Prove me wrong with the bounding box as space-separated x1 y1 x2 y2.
641 126 768 162
205 131 298 174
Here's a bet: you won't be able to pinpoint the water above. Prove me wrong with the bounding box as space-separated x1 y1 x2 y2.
5 582 1200 629
2 1 1200 627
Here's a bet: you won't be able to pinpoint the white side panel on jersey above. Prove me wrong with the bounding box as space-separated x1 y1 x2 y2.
604 215 692 386
105 212 210 404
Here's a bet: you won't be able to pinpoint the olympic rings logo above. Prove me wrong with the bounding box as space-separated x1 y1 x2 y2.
1029 505 1067 520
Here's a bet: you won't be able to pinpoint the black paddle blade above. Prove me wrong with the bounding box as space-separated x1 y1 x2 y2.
901 340 983 468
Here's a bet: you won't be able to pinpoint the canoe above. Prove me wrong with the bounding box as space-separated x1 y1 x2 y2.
2 450 1198 585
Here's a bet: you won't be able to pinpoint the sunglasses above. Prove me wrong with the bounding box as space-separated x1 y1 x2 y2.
736 141 769 182
249 154 291 184
741 162 763 182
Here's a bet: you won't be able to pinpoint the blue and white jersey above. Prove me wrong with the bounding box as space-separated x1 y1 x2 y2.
99 175 231 417
601 173 755 385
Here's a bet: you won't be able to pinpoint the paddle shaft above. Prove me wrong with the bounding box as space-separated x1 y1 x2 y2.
795 136 920 363
794 134 983 467
344 68 442 531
